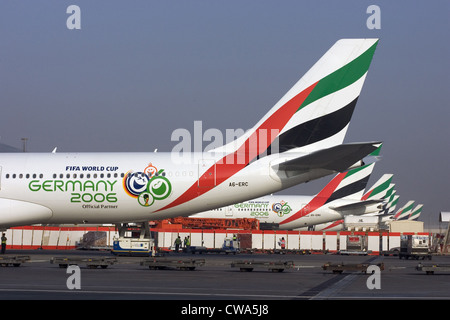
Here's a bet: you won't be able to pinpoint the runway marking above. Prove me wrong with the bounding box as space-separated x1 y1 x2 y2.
303 256 383 300
1 287 448 300
309 274 359 299
0 287 304 299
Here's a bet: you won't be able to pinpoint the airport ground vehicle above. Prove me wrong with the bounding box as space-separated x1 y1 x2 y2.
399 235 432 260
231 260 294 272
338 235 370 255
112 223 155 256
0 255 30 267
322 262 384 274
187 236 240 254
141 257 205 270
50 256 117 268
416 263 450 275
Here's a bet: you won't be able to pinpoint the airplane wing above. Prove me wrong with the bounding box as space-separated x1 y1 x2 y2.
274 142 381 172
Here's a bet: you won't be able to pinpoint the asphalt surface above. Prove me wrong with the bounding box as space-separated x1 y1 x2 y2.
0 249 448 315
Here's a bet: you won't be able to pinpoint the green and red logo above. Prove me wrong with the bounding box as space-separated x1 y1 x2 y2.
123 163 172 207
272 201 292 217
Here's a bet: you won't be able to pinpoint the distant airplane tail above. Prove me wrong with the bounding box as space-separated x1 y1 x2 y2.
325 162 376 202
407 204 423 221
393 200 415 220
378 192 399 216
212 38 379 157
361 173 393 201
280 162 375 227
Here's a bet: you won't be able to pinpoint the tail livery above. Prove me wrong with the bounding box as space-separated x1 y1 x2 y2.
214 38 379 156
159 39 380 213
392 200 415 220
362 174 394 201
408 204 423 221
279 162 375 229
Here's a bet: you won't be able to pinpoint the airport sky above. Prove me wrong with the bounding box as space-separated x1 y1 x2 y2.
0 1 449 229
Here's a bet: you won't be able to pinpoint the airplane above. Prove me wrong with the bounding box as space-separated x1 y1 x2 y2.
0 38 380 230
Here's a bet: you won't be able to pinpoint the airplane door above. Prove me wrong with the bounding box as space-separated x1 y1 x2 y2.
225 206 233 217
198 159 216 188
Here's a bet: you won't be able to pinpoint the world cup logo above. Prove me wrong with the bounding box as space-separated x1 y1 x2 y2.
123 163 172 207
124 172 149 197
272 201 292 217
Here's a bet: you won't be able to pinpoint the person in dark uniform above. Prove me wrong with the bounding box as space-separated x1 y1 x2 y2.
1 233 7 254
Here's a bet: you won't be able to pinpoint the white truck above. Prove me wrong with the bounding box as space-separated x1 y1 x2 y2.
399 235 432 260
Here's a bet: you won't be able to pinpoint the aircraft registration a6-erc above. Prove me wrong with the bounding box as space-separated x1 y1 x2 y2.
0 38 381 230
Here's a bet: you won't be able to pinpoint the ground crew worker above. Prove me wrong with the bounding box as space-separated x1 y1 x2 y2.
174 236 182 253
1 233 7 254
185 236 190 249
280 237 286 250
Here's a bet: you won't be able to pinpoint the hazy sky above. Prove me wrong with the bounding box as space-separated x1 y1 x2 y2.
1 1 449 228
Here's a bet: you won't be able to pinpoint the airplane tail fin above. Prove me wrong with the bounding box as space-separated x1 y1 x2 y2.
280 162 375 226
361 173 393 201
381 193 399 215
322 162 376 202
393 200 415 220
212 38 379 157
408 204 423 221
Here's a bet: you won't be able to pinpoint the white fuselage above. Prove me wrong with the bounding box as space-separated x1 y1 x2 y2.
191 194 373 230
0 151 337 228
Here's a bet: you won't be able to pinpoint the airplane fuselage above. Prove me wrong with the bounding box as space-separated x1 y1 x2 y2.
192 194 374 230
0 151 337 228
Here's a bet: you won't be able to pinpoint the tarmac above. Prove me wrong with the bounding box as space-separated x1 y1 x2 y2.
0 249 449 312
